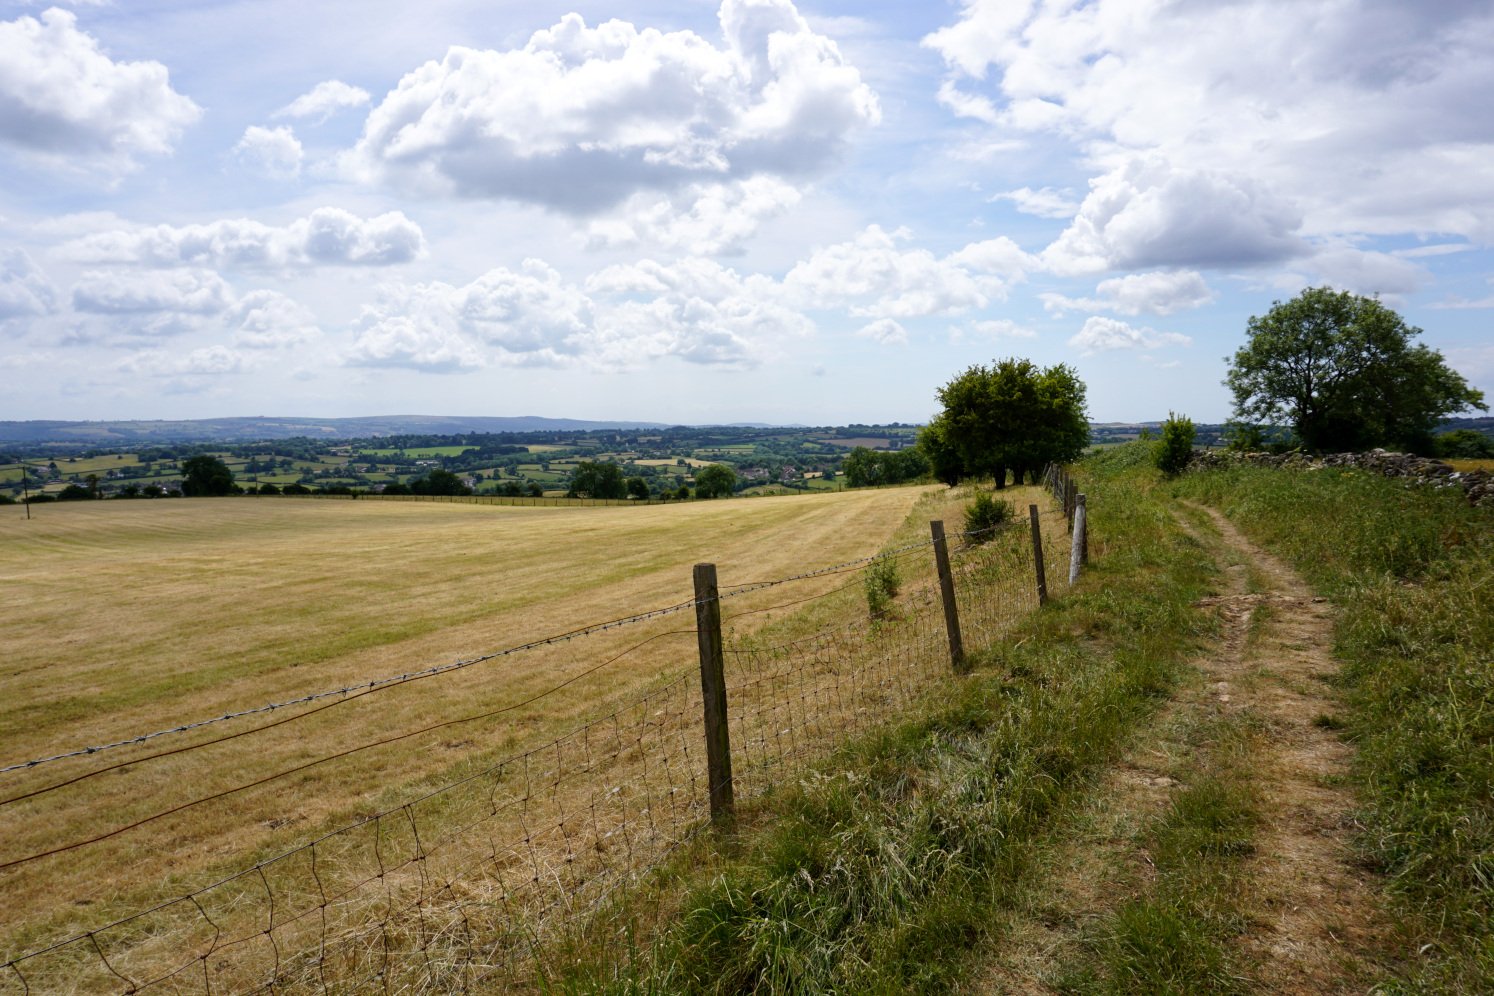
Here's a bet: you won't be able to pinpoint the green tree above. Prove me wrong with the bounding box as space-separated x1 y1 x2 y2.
567 461 626 499
694 464 736 498
842 446 930 488
929 358 1089 488
1225 287 1486 453
625 476 650 500
1435 429 1494 459
918 415 965 486
409 468 471 496
1154 411 1196 477
180 455 235 497
841 447 881 488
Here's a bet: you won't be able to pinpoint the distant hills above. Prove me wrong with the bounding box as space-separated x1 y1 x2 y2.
1 414 1487 448
0 415 677 445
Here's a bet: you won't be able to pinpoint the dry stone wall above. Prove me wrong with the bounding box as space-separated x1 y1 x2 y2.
1188 447 1494 508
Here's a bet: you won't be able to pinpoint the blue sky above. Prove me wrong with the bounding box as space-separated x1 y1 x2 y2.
1 0 1490 425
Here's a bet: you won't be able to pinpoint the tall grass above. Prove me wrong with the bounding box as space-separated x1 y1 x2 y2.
1175 464 1494 990
544 445 1219 992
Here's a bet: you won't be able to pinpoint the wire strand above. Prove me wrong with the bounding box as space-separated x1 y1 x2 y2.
0 630 696 873
0 597 699 778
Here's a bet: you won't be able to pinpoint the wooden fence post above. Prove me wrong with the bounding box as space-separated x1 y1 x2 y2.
693 563 734 820
1028 504 1048 606
1069 494 1087 586
930 521 965 670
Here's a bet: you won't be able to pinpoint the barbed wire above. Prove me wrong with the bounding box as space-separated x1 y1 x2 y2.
0 597 700 779
2 663 705 981
0 629 697 873
716 535 939 596
1 495 1067 993
3 534 961 782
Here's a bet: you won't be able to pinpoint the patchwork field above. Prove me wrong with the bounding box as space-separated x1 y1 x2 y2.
0 486 946 954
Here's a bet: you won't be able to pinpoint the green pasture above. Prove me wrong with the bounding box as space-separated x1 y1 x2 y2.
357 446 475 458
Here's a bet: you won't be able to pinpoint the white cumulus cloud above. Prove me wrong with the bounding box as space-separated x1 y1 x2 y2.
0 7 200 168
347 253 811 374
458 260 593 357
992 186 1080 220
586 177 802 255
783 225 1026 318
347 284 488 373
1042 270 1214 316
344 0 879 224
0 249 57 319
228 290 321 349
275 80 371 122
71 268 231 315
232 125 303 179
926 0 1494 262
1042 158 1305 275
60 207 426 269
1068 315 1191 356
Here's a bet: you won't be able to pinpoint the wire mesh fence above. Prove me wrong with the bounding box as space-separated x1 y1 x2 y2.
2 497 1068 995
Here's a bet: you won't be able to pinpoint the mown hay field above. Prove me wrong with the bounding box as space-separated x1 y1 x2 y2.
0 486 944 958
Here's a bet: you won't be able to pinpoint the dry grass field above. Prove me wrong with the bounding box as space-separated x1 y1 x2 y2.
1 485 1011 966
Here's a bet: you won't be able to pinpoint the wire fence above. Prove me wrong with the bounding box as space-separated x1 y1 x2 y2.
1 494 1073 995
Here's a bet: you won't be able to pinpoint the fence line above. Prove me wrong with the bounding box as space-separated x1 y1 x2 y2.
1043 462 1088 584
1 494 1080 994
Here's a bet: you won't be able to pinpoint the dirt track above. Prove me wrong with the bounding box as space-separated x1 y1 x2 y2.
970 500 1395 993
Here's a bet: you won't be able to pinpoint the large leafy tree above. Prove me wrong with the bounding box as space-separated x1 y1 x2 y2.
841 446 929 488
567 461 627 499
693 464 737 498
925 358 1089 488
180 455 235 496
1226 287 1486 453
409 468 471 495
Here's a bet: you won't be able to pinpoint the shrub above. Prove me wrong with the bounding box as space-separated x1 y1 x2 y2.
863 553 901 620
1222 420 1264 452
1154 411 1196 476
963 491 1013 543
1435 429 1494 459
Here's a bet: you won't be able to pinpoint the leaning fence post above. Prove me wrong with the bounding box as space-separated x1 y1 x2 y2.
1028 504 1048 606
1069 494 1087 585
930 521 965 670
693 563 734 820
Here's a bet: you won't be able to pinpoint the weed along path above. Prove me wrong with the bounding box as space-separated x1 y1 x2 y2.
970 500 1396 993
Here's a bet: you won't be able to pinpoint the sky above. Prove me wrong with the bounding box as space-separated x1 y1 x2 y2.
0 0 1491 426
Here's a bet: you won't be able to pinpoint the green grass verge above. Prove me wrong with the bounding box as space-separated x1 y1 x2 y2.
1173 460 1494 990
541 445 1218 993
